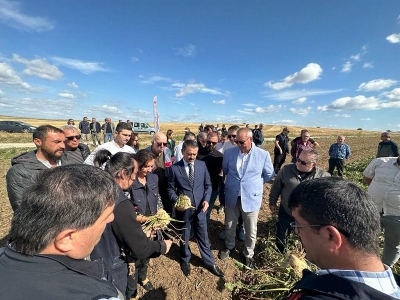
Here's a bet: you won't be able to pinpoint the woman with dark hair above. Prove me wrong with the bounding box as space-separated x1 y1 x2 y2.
90 150 172 300
127 132 140 152
130 149 162 295
166 129 175 159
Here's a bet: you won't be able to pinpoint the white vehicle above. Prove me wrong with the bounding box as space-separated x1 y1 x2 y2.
132 122 155 135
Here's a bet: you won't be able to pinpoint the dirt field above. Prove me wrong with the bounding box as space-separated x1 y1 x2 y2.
0 118 386 299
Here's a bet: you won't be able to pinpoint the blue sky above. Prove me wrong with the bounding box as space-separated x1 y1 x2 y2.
0 0 399 130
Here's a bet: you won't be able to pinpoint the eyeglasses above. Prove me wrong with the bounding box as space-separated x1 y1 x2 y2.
297 158 312 165
156 142 168 147
206 141 217 146
290 222 349 237
236 138 250 145
227 134 236 139
65 135 81 141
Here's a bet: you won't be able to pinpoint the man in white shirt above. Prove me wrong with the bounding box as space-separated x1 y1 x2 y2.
84 122 135 165
363 156 400 266
173 131 196 163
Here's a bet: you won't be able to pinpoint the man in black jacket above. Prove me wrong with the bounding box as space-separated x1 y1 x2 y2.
0 165 123 300
61 125 90 164
253 123 264 147
284 177 400 299
6 125 66 212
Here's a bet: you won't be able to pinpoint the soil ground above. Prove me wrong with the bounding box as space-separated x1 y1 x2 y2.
0 132 380 300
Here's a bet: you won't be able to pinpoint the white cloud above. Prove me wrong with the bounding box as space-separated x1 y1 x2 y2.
174 82 224 97
237 110 255 115
51 57 109 74
334 114 351 118
289 107 309 116
213 99 226 104
264 63 323 90
58 90 75 99
341 61 353 73
67 82 79 88
363 62 374 69
131 57 139 62
86 104 123 119
358 79 397 91
242 103 256 107
0 62 38 91
263 88 343 101
254 105 282 113
386 33 400 43
381 88 400 101
13 54 63 80
132 109 151 116
271 119 297 124
317 95 381 111
140 76 173 84
0 0 54 32
292 97 307 104
175 44 197 57
361 118 372 121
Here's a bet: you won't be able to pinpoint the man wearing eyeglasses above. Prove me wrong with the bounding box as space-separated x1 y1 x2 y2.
6 125 66 212
284 177 400 300
269 148 330 253
200 132 224 226
218 125 240 154
61 125 90 164
146 132 172 213
220 127 274 268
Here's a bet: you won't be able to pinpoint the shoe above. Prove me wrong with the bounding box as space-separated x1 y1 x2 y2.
242 255 254 269
219 248 232 260
128 290 139 300
206 265 224 277
219 230 226 240
237 226 245 242
218 206 224 214
140 278 154 291
180 261 191 276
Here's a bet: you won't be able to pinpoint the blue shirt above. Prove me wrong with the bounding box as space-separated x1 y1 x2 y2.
329 143 351 159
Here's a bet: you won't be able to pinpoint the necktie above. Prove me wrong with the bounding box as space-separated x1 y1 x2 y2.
188 163 194 186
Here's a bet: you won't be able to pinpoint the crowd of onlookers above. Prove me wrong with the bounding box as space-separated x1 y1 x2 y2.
1 118 400 299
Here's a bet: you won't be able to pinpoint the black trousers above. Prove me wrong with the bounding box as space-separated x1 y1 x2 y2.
126 258 150 298
328 157 345 177
273 151 287 173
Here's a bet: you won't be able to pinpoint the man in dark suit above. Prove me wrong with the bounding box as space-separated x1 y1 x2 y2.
168 140 224 278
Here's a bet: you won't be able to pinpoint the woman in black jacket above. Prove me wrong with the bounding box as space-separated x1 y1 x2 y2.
90 150 172 300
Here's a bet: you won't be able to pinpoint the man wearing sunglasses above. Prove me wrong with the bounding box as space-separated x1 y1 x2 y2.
146 132 172 213
284 177 400 300
61 125 90 164
6 125 66 212
269 148 330 253
199 132 224 226
220 127 274 268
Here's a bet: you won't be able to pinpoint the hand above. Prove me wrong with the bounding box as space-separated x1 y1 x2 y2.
279 149 283 155
269 205 277 214
164 240 173 254
202 201 209 212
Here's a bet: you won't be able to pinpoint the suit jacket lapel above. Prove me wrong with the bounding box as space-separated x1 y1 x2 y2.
178 160 191 186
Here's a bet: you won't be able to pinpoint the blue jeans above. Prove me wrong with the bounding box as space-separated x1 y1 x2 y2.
275 205 294 253
104 132 113 143
206 190 219 225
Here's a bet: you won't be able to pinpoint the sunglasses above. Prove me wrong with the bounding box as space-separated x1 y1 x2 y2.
227 134 236 139
236 138 249 145
65 135 81 141
297 158 312 165
206 141 217 146
156 142 168 147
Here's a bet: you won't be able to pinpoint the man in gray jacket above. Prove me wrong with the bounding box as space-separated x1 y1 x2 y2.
269 148 330 253
6 125 66 212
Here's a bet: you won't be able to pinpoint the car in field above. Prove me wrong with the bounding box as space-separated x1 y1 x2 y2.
132 122 155 135
0 121 37 133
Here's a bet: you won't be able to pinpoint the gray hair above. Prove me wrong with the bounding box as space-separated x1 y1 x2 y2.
10 164 119 255
182 139 198 150
60 125 79 132
237 127 253 138
299 148 319 163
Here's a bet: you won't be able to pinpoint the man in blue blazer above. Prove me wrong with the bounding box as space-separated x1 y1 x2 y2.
220 127 275 268
168 140 224 277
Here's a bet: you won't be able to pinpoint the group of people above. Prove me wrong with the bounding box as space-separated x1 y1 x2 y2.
2 120 400 299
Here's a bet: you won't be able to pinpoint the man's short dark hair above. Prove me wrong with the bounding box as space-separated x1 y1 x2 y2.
33 125 64 140
183 131 196 141
228 125 240 132
10 164 118 255
182 139 198 150
288 177 381 255
115 122 132 133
